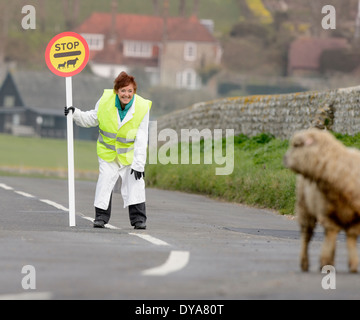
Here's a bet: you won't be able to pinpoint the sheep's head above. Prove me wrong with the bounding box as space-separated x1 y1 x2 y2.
283 128 339 176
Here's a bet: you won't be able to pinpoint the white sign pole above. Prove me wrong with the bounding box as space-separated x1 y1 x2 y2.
66 76 76 227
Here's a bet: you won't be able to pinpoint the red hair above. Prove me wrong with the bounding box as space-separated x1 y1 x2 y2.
113 71 137 93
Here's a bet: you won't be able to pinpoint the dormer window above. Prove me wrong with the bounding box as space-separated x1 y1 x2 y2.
4 95 15 108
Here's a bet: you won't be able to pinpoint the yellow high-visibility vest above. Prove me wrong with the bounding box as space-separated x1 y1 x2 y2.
96 89 152 165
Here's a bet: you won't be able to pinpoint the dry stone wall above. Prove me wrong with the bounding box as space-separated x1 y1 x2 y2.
156 85 360 140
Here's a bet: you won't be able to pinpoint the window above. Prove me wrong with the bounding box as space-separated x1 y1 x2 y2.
4 95 15 108
176 69 198 90
184 42 197 61
124 41 152 58
82 34 104 51
12 114 20 125
42 116 55 127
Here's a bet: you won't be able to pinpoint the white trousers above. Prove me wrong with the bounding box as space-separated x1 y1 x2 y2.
94 157 146 210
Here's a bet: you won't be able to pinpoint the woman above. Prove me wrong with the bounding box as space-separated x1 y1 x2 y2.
64 71 152 229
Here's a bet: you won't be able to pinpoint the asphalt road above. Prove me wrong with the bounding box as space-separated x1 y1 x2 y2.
0 175 359 301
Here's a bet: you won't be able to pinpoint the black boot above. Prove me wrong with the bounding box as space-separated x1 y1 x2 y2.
129 202 147 229
94 194 112 228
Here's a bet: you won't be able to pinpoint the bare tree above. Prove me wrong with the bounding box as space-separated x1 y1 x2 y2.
152 0 160 15
62 0 81 30
0 0 25 66
0 1 8 66
306 0 323 37
37 0 47 32
236 0 252 20
193 0 200 17
179 0 186 17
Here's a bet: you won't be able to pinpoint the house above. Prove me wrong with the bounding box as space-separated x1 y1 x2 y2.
0 72 27 135
75 12 222 90
288 37 350 76
0 70 111 140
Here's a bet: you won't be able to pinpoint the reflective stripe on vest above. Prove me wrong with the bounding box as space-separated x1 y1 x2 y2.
98 134 134 154
96 90 152 164
99 128 136 144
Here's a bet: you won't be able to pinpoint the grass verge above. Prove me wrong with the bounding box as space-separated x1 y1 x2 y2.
0 134 98 179
146 133 296 215
2 131 359 215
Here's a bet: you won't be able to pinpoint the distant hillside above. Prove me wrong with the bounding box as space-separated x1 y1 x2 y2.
4 0 242 68
4 0 360 76
21 0 243 35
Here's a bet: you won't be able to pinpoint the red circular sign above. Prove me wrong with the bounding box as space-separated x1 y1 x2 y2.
45 32 89 77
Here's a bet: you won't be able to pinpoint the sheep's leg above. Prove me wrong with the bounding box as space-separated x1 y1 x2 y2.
346 233 358 273
299 220 316 272
320 227 338 270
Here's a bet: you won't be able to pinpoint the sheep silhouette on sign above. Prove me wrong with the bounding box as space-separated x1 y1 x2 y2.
67 57 79 68
57 62 66 69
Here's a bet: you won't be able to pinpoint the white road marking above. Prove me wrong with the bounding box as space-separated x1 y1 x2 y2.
0 291 53 300
80 215 94 223
14 190 34 198
1 182 187 279
129 233 170 246
142 250 190 276
39 199 69 212
0 183 13 190
80 215 119 230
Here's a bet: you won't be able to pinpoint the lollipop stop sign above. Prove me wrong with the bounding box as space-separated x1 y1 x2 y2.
45 32 89 226
45 32 89 77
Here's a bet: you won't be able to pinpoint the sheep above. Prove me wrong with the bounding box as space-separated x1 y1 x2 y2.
283 128 360 273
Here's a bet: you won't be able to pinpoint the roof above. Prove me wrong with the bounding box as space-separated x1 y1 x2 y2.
7 70 112 115
288 37 349 72
75 13 216 43
0 72 24 107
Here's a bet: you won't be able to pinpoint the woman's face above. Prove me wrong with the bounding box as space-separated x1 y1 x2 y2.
117 83 135 106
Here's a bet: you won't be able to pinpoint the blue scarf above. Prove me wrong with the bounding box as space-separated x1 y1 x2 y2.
115 95 134 121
